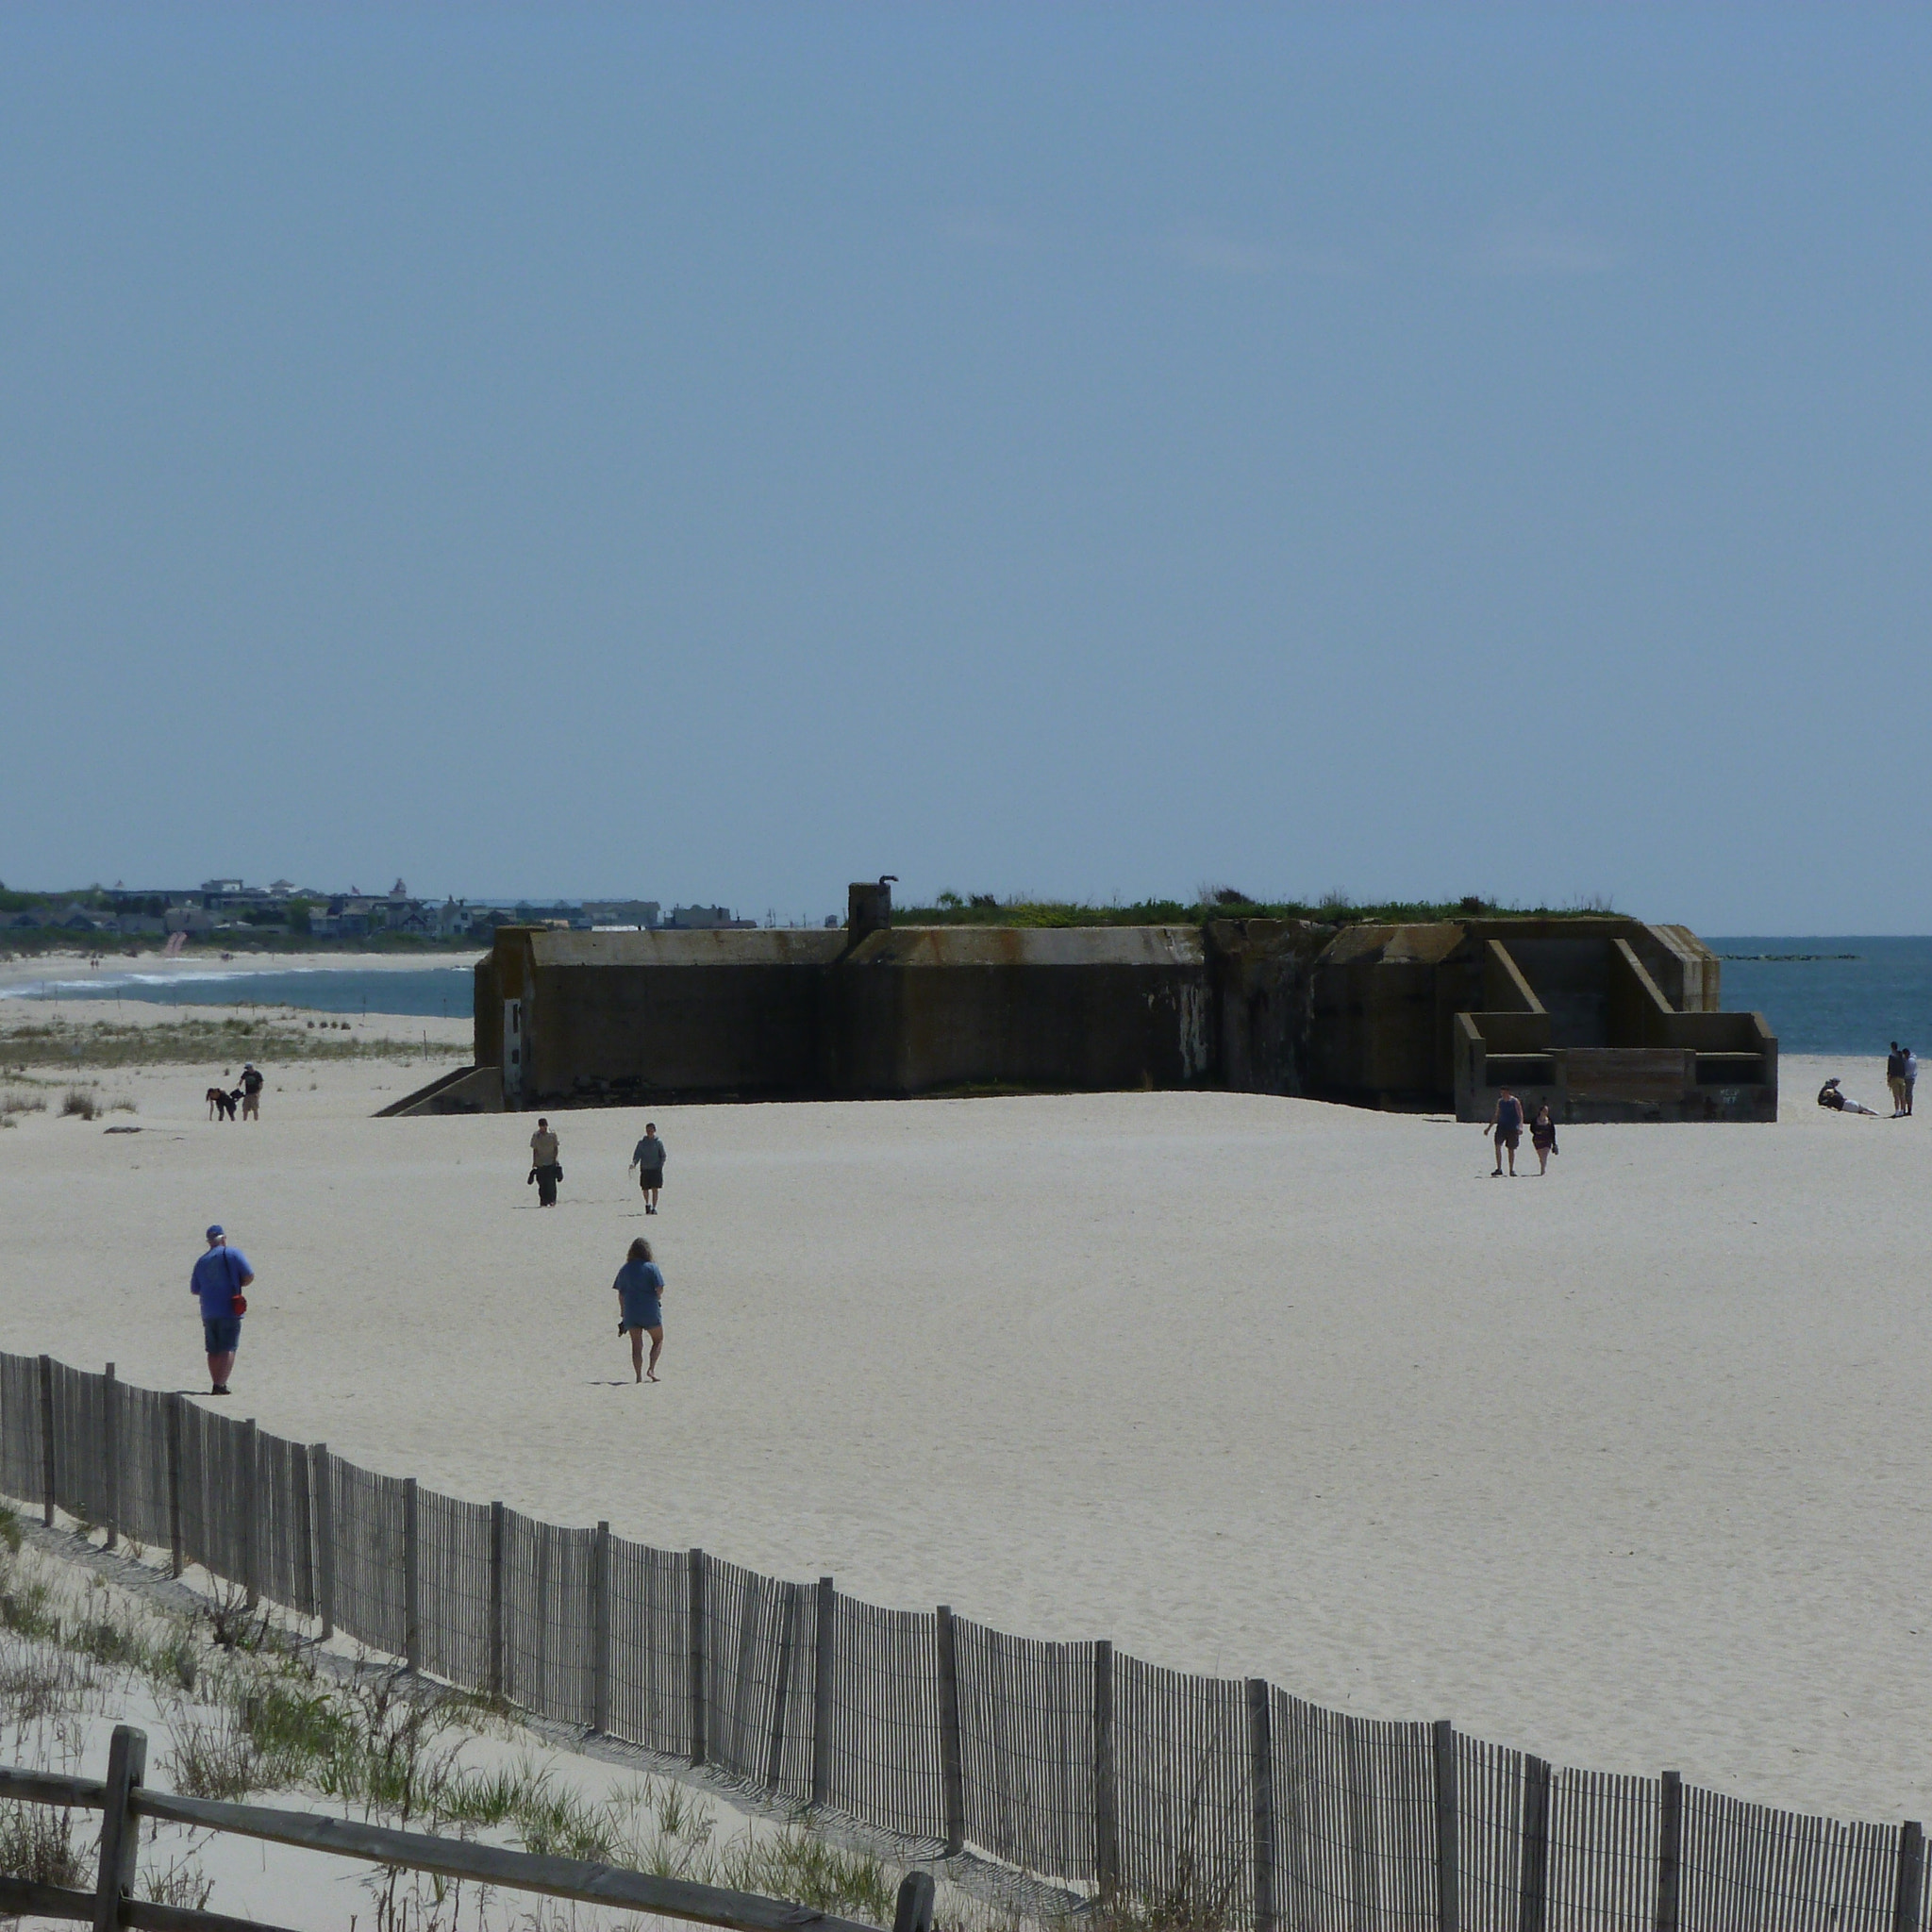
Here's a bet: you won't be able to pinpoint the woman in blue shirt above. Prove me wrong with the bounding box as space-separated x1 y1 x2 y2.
613 1237 666 1383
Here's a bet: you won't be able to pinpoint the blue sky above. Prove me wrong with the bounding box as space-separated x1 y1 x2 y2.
4 4 1927 930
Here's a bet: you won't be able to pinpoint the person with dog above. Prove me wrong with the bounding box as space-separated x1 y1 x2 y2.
628 1122 667 1213
240 1063 264 1121
612 1236 665 1382
528 1118 562 1207
191 1224 253 1395
207 1086 239 1122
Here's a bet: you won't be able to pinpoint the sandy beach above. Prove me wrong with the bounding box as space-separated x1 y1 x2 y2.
2 1034 1927 1828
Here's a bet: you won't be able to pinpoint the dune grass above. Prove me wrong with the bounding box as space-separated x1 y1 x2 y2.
0 1015 463 1072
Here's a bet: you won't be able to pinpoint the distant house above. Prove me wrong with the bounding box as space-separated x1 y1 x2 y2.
584 901 661 930
665 904 757 930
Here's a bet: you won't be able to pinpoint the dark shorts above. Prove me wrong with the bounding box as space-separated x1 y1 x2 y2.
640 1168 663 1190
1497 1128 1521 1148
203 1315 241 1354
620 1297 663 1332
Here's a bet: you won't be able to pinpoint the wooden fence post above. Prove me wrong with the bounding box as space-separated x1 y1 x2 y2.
1094 1639 1120 1907
1518 1756 1551 1932
241 1419 259 1610
1893 1820 1924 1932
165 1396 184 1577
533 1531 551 1715
100 1363 117 1551
937 1607 966 1858
38 1354 55 1527
1433 1720 1459 1932
402 1477 421 1671
688 1547 708 1766
489 1502 507 1700
1654 1770 1682 1932
310 1445 334 1641
292 1441 314 1619
592 1522 611 1736
892 1871 937 1932
810 1574 836 1810
1248 1679 1277 1932
92 1722 147 1932
765 1581 800 1792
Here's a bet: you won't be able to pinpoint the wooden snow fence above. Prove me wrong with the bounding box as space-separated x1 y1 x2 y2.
0 1351 1925 1932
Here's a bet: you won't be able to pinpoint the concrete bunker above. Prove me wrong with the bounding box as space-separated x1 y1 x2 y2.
390 885 1775 1122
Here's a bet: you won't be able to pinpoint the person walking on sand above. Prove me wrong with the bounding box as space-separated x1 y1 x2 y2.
1904 1046 1919 1117
190 1224 253 1396
1887 1042 1907 1116
239 1062 264 1122
613 1237 665 1383
628 1122 667 1214
528 1118 562 1207
1530 1101 1558 1175
1489 1086 1524 1175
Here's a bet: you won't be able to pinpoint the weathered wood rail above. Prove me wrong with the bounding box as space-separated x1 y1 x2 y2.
0 1725 937 1932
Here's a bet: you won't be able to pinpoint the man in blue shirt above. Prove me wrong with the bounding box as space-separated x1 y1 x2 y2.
191 1224 254 1396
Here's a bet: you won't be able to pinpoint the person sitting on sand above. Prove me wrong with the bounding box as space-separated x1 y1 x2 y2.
613 1237 665 1383
1530 1102 1558 1175
1818 1077 1881 1116
528 1118 562 1206
1489 1086 1524 1175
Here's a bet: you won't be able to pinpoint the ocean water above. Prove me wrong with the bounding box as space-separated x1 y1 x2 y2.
1707 938 1932 1056
2 965 474 1020
8 942 1928 1055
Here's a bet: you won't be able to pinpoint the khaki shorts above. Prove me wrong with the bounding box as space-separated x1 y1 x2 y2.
242 1092 259 1118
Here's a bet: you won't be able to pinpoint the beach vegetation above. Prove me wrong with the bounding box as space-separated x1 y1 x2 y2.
891 891 1620 930
0 1793 86 1889
0 1535 940 1932
0 1018 460 1072
59 1089 99 1120
140 1848 215 1912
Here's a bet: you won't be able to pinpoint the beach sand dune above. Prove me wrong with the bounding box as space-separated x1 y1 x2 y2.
1 1041 1926 1824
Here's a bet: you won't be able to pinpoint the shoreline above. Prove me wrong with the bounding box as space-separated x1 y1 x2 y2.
0 948 481 996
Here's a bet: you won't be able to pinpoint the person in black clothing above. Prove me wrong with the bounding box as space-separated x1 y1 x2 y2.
239 1062 264 1122
1818 1077 1880 1116
1489 1087 1524 1176
1530 1102 1558 1175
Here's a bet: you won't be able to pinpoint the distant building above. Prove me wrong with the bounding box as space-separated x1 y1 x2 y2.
665 904 756 930
583 901 661 930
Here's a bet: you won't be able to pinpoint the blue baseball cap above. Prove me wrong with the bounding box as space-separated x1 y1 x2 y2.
206 1224 225 1240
